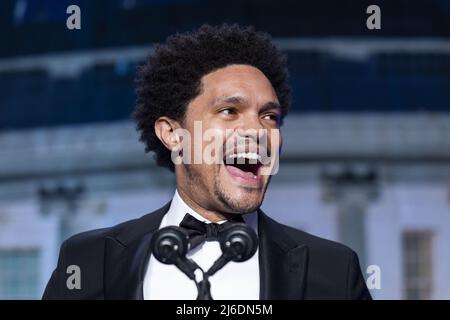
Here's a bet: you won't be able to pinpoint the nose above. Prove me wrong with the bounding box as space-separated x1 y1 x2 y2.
235 113 264 139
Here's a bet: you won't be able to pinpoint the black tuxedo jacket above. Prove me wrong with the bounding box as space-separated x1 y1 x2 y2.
43 202 372 300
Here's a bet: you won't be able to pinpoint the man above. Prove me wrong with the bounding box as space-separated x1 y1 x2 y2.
43 24 371 300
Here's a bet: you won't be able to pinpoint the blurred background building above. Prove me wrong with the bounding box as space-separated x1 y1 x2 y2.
0 0 449 299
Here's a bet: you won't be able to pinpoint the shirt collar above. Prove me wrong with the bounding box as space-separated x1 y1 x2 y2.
164 189 258 233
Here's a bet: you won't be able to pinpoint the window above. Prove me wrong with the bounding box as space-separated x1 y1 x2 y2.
0 249 40 299
402 231 433 300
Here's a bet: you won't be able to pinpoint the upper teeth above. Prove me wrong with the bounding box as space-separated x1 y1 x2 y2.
227 152 261 160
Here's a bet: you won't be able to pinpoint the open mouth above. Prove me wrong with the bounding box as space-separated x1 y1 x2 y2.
223 152 263 179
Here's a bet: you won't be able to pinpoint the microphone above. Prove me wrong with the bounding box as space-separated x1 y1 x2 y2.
151 226 199 281
206 223 258 277
150 223 258 300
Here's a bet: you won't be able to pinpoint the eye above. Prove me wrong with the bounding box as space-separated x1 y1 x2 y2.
220 107 237 115
262 113 280 121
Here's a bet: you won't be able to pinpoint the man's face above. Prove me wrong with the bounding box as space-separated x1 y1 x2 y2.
176 64 282 215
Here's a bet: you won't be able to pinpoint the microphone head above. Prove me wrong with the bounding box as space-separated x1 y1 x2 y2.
219 223 258 262
151 226 189 265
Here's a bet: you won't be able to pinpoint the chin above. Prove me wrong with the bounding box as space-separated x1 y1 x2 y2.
218 185 265 213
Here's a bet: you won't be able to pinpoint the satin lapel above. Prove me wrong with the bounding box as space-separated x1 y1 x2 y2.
258 210 309 300
104 202 170 299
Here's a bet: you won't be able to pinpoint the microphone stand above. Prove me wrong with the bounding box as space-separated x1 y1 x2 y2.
175 257 213 300
196 255 232 300
196 274 213 300
180 255 226 300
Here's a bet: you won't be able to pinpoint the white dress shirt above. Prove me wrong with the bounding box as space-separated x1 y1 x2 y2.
143 190 260 300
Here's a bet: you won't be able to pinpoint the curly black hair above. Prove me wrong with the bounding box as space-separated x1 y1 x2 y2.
133 23 291 171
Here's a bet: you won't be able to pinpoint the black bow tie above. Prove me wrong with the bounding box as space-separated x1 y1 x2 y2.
179 213 245 250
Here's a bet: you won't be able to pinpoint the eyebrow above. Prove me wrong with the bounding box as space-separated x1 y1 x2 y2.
212 95 246 106
259 101 282 114
213 95 282 113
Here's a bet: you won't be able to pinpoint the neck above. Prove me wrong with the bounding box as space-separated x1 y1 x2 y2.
176 187 237 223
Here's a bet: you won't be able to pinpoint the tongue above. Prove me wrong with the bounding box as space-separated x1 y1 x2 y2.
225 164 256 179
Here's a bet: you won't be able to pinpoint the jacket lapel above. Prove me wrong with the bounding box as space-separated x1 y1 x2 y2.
104 202 170 299
103 203 308 300
258 210 309 300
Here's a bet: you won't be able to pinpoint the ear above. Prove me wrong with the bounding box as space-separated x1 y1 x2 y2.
154 116 183 151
